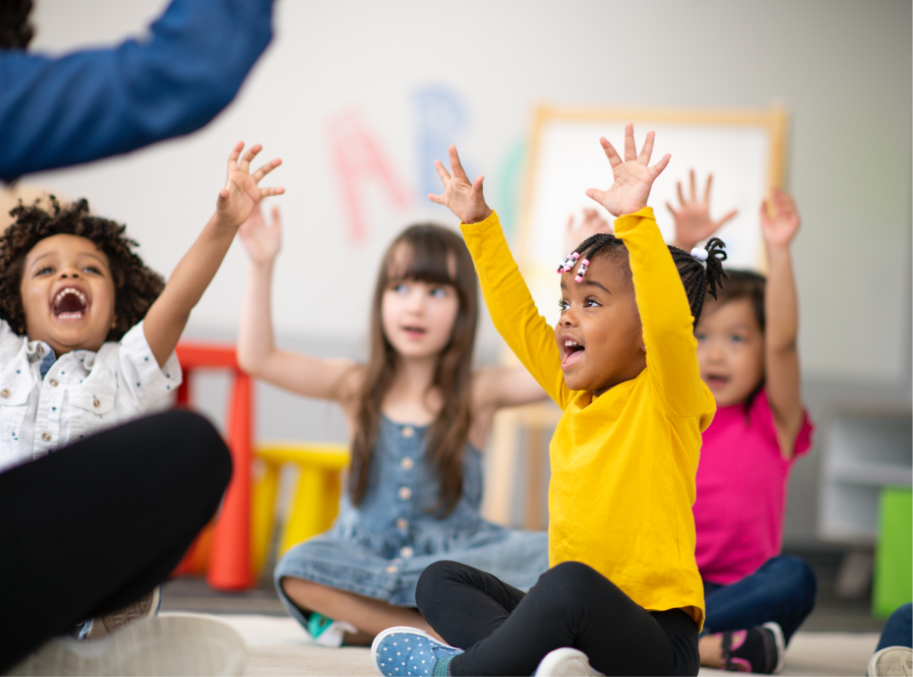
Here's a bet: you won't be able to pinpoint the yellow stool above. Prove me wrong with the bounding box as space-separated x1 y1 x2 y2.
251 442 350 577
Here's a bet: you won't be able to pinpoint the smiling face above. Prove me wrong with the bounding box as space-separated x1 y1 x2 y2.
695 297 765 407
555 254 646 395
19 234 116 356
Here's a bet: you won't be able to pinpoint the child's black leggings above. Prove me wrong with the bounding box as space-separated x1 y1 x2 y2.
0 410 231 671
416 560 700 676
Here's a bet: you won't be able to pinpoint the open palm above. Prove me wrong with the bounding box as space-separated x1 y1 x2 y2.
428 145 492 224
586 124 670 217
239 203 282 264
667 170 739 250
216 142 284 228
760 188 800 249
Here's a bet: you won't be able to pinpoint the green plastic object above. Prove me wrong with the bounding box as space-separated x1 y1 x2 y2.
873 487 912 618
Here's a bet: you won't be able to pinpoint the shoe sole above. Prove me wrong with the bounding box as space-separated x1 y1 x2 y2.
762 622 786 674
867 646 913 677
101 586 161 634
371 626 458 676
6 615 245 676
534 647 602 676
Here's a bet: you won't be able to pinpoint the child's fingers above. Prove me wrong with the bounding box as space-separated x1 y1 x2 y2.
258 187 285 199
252 158 282 183
449 145 469 180
666 201 678 217
216 188 231 209
638 130 655 165
623 123 637 162
649 153 671 178
599 137 623 168
472 175 485 193
227 141 244 171
239 144 263 172
716 209 739 228
689 169 697 202
676 181 685 206
271 204 282 229
585 187 607 205
434 159 452 186
428 192 445 205
565 213 575 234
704 173 713 203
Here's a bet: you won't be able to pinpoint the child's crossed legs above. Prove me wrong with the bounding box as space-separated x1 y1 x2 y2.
416 560 700 676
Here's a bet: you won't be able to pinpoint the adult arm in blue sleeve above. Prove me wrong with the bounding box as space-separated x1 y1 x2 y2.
0 0 274 182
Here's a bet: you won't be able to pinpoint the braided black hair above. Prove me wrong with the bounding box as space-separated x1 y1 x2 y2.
565 234 728 325
1 0 34 50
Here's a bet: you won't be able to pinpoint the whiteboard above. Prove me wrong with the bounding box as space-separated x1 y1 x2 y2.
518 106 788 327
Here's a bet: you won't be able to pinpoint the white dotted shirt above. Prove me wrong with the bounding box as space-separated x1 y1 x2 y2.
0 319 182 475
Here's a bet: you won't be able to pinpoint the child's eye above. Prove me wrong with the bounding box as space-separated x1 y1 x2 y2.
730 334 745 344
430 287 448 299
584 297 600 308
35 266 53 276
83 266 102 275
558 299 569 311
695 333 707 342
392 283 409 294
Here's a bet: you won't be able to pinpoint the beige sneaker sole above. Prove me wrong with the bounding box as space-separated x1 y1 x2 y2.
5 615 245 676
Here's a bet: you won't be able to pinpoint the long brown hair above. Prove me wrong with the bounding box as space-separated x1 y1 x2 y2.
349 224 478 516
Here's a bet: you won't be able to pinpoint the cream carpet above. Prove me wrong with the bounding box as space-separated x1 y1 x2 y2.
182 613 881 676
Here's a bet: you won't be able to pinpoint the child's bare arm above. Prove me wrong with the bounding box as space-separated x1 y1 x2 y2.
143 141 283 367
667 170 738 251
473 365 548 411
760 189 803 458
236 203 361 403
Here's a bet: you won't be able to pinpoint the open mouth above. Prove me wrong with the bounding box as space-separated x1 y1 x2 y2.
52 287 89 320
402 325 427 338
705 374 730 388
561 338 585 368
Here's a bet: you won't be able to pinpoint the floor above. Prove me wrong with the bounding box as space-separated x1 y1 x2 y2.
160 548 890 676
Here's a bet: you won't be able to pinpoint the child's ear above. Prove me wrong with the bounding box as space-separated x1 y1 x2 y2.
641 344 647 353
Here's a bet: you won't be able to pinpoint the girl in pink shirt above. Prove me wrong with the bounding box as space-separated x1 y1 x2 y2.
669 176 816 674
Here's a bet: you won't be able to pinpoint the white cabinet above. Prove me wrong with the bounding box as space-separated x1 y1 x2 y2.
818 406 912 546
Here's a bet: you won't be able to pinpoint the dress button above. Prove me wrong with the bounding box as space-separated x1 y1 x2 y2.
400 457 414 470
0 389 9 398
386 564 398 574
49 379 58 387
398 486 412 500
401 425 414 438
93 398 101 408
400 546 414 559
41 432 51 442
396 518 408 530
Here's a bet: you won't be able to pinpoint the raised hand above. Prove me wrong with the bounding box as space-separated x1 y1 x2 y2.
216 142 284 228
239 202 282 265
585 124 670 217
667 169 738 250
760 188 801 250
428 145 492 224
564 208 612 254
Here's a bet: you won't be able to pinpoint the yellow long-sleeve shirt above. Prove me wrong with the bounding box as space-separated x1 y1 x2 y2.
461 208 715 628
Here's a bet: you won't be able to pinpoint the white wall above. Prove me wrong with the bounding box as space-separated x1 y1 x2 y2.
23 0 912 389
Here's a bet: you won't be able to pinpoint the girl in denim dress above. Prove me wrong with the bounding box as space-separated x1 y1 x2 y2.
237 207 550 646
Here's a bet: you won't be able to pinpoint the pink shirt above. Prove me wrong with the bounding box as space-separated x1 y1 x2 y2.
693 388 814 584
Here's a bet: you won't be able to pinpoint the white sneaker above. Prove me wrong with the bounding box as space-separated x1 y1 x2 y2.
4 615 245 676
534 648 603 676
868 646 913 677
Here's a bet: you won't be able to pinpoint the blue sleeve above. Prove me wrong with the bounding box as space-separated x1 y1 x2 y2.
0 0 274 182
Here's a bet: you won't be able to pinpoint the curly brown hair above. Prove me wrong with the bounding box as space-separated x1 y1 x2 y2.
0 196 164 340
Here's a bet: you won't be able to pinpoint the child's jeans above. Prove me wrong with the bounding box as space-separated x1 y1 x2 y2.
702 555 818 643
416 560 699 676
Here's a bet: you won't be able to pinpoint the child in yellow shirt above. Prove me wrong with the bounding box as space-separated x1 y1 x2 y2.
371 126 727 676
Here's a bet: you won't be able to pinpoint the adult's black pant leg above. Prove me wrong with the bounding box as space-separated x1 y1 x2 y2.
416 560 526 649
0 410 231 671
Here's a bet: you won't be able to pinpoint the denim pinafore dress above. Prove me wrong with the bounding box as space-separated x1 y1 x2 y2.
274 415 549 622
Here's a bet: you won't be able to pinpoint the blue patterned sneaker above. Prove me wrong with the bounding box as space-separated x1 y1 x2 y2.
372 627 462 676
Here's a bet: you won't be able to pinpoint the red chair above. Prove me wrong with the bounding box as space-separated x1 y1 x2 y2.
171 342 253 590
